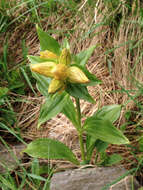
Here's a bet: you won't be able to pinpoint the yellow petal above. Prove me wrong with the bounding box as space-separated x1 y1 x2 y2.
40 50 58 59
30 62 56 78
59 48 71 65
67 66 89 84
52 64 68 80
48 79 64 94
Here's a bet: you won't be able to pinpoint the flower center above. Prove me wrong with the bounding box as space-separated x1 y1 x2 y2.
52 64 68 80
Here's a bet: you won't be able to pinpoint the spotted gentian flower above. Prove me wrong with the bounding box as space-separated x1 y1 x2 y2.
30 48 89 93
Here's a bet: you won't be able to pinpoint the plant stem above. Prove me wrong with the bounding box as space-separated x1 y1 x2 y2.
75 98 86 162
78 133 86 162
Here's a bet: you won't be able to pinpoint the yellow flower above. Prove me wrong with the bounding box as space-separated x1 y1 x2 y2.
59 48 71 65
52 64 68 80
48 79 65 94
40 50 58 59
30 62 56 78
30 49 89 94
67 66 89 84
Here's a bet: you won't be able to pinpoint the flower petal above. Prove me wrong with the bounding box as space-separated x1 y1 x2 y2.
67 66 89 84
40 50 58 59
59 48 71 65
48 79 64 94
30 62 56 78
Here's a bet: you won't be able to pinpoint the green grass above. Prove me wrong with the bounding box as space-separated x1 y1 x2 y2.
0 137 54 190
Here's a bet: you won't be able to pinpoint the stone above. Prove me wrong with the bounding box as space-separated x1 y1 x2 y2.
50 166 140 190
0 144 26 172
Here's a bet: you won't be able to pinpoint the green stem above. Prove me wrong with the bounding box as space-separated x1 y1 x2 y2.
75 98 86 162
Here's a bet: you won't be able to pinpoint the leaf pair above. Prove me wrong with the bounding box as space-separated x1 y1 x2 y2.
85 105 129 162
24 105 129 165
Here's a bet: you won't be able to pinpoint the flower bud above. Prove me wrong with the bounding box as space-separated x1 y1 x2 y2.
52 64 68 80
40 50 58 59
48 79 64 94
59 48 71 65
30 62 56 78
67 66 89 84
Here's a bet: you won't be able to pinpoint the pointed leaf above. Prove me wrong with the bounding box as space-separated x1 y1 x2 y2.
27 173 46 181
86 134 97 151
38 92 68 128
62 38 70 49
66 83 95 103
105 154 123 166
36 26 61 56
86 138 108 162
32 72 51 96
62 96 79 129
31 158 40 175
20 67 37 96
94 104 121 123
75 45 96 66
84 117 129 145
24 138 79 165
94 139 109 153
86 135 97 161
28 55 57 64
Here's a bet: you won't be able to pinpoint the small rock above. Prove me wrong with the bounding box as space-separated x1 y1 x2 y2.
0 144 26 172
50 166 140 190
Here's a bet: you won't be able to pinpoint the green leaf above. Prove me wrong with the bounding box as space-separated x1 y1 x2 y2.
84 117 129 145
97 152 108 166
86 135 97 162
0 87 9 98
66 83 95 103
86 135 97 151
86 138 108 162
105 154 123 166
32 158 40 175
38 92 68 128
62 95 79 129
20 67 37 96
94 104 121 123
138 188 143 190
62 38 70 49
32 72 51 97
75 45 96 66
95 139 109 153
0 122 26 145
36 26 61 56
98 153 123 166
71 64 101 86
28 55 57 64
24 138 79 165
27 173 46 182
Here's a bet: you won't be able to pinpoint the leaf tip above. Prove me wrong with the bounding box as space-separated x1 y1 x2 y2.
125 139 130 144
37 122 41 129
36 24 39 30
22 148 27 154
